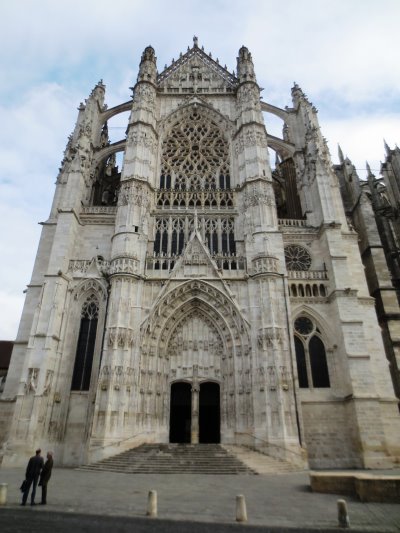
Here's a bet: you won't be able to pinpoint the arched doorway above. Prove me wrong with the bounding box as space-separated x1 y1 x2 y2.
169 382 191 443
199 382 220 443
169 381 221 444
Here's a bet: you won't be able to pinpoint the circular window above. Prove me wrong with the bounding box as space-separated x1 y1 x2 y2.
294 316 314 336
284 245 312 271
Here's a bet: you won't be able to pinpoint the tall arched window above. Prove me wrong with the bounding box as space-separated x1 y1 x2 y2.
293 316 330 389
71 294 99 391
153 107 235 260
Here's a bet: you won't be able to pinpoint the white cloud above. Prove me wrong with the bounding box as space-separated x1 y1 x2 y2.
322 114 400 179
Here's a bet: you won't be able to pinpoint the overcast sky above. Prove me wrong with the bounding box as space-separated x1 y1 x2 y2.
1 0 399 339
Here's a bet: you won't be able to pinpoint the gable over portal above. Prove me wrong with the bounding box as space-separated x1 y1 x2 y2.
157 38 238 94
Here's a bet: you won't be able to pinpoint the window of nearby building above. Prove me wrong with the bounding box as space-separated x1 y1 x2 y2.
71 294 99 391
294 316 330 388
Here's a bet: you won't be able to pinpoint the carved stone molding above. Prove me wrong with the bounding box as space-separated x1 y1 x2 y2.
134 83 156 107
107 327 135 348
24 368 39 394
236 85 261 113
251 255 279 275
243 190 274 210
109 256 139 276
73 278 108 301
257 327 284 349
42 370 54 396
234 129 268 155
69 258 110 276
118 181 151 208
99 365 135 391
126 129 157 153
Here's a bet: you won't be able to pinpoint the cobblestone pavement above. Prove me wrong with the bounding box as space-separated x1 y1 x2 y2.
0 467 399 531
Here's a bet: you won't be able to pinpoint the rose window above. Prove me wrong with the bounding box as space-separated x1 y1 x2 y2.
160 109 230 190
284 245 311 271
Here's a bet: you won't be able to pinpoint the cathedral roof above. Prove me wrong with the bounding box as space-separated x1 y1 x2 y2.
157 37 238 92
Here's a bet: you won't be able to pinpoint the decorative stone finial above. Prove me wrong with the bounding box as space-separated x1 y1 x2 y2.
138 45 157 82
193 35 198 47
291 82 310 107
237 45 256 82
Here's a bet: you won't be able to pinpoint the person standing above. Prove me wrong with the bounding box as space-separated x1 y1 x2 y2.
21 449 44 506
39 451 54 505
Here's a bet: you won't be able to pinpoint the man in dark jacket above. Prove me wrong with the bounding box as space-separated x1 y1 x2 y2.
39 451 53 505
21 449 44 506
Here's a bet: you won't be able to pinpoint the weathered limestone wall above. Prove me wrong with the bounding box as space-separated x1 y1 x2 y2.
302 401 360 468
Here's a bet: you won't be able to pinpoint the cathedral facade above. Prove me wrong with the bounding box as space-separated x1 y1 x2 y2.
1 40 399 469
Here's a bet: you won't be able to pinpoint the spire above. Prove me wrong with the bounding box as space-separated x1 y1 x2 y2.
236 45 256 83
366 161 374 178
291 82 306 107
338 144 344 164
88 80 106 105
137 45 157 83
384 139 391 156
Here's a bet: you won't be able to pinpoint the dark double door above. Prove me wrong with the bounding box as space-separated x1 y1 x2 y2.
169 381 220 443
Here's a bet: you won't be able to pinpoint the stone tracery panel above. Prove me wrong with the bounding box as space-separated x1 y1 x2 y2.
152 106 237 262
160 108 230 191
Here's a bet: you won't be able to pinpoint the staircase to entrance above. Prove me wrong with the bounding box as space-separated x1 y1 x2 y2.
79 443 302 475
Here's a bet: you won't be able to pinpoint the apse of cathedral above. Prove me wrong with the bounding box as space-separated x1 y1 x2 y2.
1 38 399 469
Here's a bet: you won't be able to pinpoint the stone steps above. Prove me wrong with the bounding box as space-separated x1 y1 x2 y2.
222 445 304 474
79 443 257 475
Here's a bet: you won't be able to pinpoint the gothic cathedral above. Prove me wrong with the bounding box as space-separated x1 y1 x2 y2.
1 40 399 469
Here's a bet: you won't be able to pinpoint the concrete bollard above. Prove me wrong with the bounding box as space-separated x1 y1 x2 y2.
0 483 8 505
337 499 350 528
146 490 157 517
236 494 247 522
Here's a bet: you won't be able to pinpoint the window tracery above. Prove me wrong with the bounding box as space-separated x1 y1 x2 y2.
284 245 312 271
71 293 99 391
91 154 121 206
160 109 230 191
293 316 330 389
153 215 236 258
153 107 236 262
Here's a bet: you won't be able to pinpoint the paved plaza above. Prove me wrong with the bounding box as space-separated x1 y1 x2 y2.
0 467 399 531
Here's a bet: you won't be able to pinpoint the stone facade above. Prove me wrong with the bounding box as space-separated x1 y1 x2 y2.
1 39 399 469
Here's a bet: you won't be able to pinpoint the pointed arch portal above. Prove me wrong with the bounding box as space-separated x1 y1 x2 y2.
140 279 253 442
169 381 220 444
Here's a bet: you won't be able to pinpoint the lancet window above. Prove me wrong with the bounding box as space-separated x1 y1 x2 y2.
153 216 236 257
91 153 121 206
272 157 304 220
293 316 330 389
71 294 99 391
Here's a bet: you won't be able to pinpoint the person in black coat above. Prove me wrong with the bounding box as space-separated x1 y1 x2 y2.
21 449 44 506
38 451 53 505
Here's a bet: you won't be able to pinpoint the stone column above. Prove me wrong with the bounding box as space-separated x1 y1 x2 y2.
191 365 200 443
191 383 200 444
